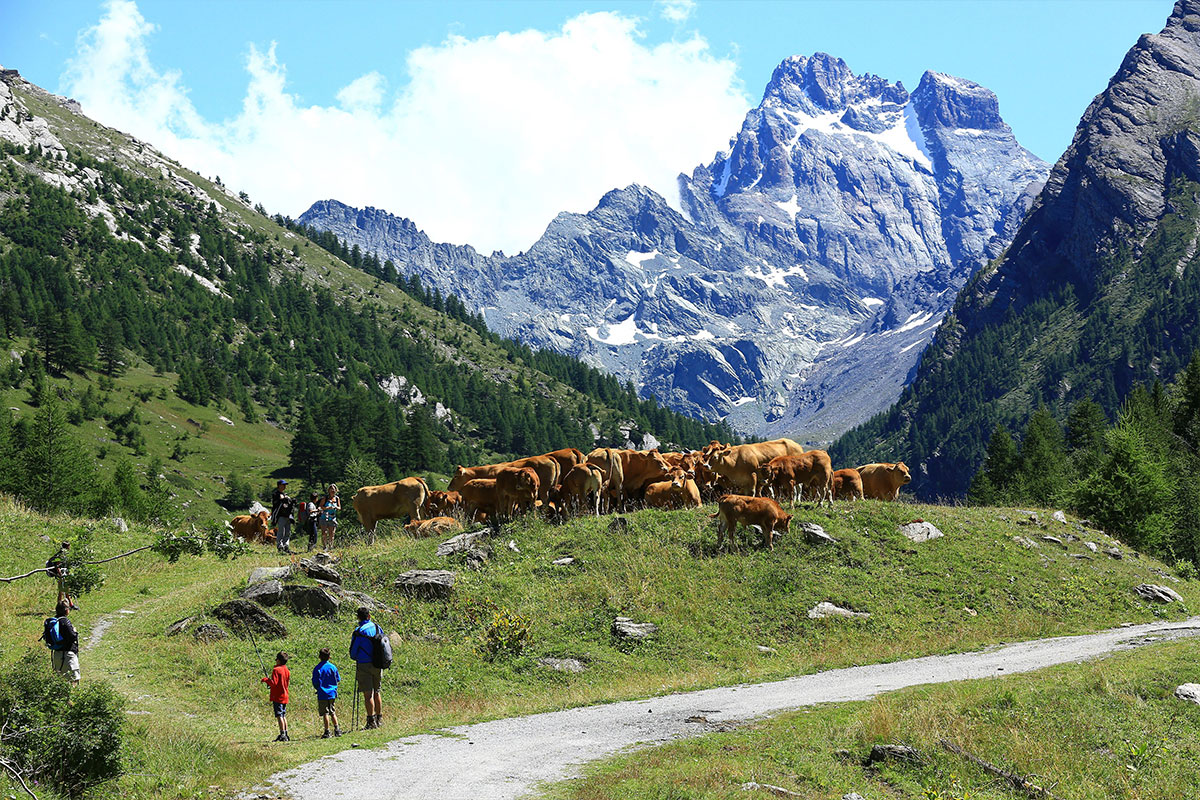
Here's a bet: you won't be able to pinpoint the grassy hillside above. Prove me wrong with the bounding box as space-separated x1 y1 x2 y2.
0 73 734 527
1 495 1195 798
544 639 1200 800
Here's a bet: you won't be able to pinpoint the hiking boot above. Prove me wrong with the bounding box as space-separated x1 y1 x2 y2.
333 728 343 737
321 730 331 739
281 732 290 742
364 718 376 730
274 734 284 742
374 715 383 729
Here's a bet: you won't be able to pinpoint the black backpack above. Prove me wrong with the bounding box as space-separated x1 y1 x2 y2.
369 625 393 670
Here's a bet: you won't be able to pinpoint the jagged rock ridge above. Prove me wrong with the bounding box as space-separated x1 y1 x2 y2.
301 53 1047 440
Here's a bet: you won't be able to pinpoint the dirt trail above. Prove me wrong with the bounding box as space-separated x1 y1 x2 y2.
264 618 1200 800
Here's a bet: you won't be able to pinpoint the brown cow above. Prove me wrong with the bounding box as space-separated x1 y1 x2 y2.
460 478 500 522
448 456 559 504
617 449 671 503
586 448 625 513
711 494 792 551
423 490 462 517
543 448 586 479
644 471 701 510
857 462 912 500
705 439 805 495
230 511 272 543
404 516 463 538
832 468 864 501
495 466 540 518
762 450 833 505
561 464 604 517
352 477 429 542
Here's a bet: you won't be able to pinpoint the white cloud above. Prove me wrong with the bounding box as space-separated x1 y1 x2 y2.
62 0 748 253
657 0 697 24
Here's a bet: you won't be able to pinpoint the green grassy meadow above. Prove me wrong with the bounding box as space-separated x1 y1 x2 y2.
541 639 1200 800
1 494 1196 798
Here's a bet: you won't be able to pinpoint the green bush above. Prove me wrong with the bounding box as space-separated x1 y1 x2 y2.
477 606 531 661
0 652 125 798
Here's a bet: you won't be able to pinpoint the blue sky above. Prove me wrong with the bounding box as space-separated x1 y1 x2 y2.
0 0 1175 251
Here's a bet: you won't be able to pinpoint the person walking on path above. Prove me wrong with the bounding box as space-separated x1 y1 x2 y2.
46 541 77 610
311 647 343 738
349 608 383 729
262 651 291 742
319 484 341 550
43 600 80 686
271 480 295 555
304 492 321 552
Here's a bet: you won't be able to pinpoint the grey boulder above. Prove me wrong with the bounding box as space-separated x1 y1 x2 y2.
192 623 229 643
1134 584 1184 604
241 579 283 606
395 570 456 600
165 616 197 636
212 599 288 639
299 558 342 584
284 585 342 618
1175 683 1200 704
807 602 869 620
537 657 587 674
248 565 292 585
899 521 942 542
800 523 836 545
612 616 658 641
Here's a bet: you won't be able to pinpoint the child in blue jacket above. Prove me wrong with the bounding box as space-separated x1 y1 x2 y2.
311 647 342 738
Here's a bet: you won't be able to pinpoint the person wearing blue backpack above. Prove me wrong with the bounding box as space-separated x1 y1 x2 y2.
42 601 80 685
349 607 385 729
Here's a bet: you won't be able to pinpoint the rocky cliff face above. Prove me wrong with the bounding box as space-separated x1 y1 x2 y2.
300 53 1047 440
834 0 1200 498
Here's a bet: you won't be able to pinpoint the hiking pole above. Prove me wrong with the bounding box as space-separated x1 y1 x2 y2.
352 673 359 731
242 620 267 676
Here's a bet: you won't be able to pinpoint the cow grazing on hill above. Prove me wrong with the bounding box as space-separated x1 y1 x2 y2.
762 450 833 505
704 439 805 496
423 490 462 518
832 468 864 501
450 456 559 504
644 470 701 510
544 448 586 479
561 464 604 517
230 511 272 543
711 494 792 551
495 466 541 518
586 448 625 512
460 478 499 522
616 449 672 504
857 462 912 501
352 477 429 542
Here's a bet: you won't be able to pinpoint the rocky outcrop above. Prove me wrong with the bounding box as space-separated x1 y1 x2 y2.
241 579 283 606
394 570 456 600
283 585 342 618
212 599 288 639
299 52 1045 440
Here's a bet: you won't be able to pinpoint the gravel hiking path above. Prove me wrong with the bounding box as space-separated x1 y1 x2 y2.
263 618 1200 800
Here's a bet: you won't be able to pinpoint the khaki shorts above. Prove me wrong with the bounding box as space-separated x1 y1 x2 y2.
355 662 381 693
317 697 337 716
52 650 80 682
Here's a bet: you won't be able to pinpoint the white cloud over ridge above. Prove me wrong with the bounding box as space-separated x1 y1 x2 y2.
62 0 749 253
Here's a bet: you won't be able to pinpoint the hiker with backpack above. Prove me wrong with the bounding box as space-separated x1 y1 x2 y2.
349 607 391 729
303 492 321 553
43 601 80 686
46 541 78 610
271 480 295 555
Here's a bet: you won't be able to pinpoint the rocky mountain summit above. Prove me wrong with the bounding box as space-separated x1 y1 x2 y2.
301 53 1047 440
835 0 1200 497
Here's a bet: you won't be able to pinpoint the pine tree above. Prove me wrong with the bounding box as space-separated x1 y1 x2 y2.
1018 407 1069 506
22 386 95 513
289 408 331 482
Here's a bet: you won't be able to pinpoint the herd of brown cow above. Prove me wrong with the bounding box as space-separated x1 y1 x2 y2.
231 439 912 551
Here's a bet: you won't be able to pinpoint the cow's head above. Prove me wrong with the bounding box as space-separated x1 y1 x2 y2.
894 462 912 485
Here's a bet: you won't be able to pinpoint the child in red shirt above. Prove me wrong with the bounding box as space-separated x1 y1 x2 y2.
262 651 291 742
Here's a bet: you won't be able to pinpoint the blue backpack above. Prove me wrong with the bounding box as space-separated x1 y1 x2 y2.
42 617 67 650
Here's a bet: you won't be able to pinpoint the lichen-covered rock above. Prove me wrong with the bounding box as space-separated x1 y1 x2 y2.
248 566 292 585
213 599 287 639
192 623 228 643
899 521 942 542
241 579 283 606
612 616 658 641
1134 584 1184 604
283 585 341 618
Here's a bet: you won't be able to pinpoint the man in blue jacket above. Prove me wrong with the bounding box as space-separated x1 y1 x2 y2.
349 607 383 729
311 647 342 738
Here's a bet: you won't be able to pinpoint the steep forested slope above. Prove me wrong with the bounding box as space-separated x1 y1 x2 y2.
0 71 733 523
835 0 1200 498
